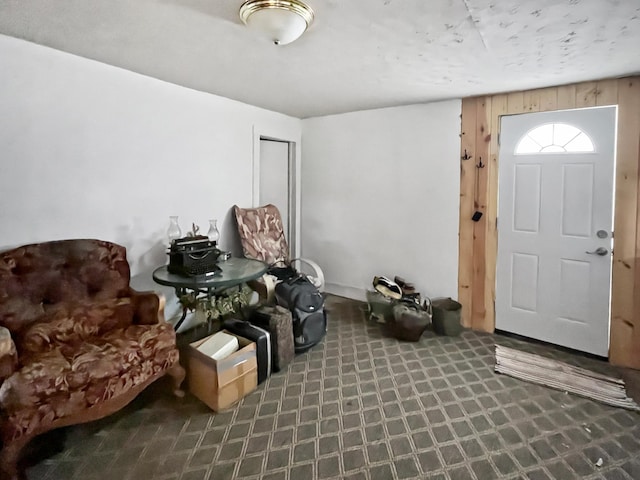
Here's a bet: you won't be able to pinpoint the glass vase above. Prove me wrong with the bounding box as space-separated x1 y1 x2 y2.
207 219 220 244
167 216 182 245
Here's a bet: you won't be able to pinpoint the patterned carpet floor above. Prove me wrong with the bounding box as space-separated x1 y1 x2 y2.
23 295 640 480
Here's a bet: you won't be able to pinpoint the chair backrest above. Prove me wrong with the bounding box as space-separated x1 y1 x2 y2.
0 239 131 333
233 204 289 266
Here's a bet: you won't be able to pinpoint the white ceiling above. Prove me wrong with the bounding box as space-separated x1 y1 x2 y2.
1 0 639 118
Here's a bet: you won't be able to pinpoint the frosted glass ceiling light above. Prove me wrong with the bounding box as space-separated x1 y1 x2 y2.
239 0 314 45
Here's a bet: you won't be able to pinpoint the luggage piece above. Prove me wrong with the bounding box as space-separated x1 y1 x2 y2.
250 305 295 372
275 275 327 353
222 319 272 384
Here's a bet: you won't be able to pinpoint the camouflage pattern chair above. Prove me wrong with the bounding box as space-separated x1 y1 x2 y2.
233 204 324 301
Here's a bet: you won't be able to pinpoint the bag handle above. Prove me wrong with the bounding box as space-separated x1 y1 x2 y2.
423 297 433 316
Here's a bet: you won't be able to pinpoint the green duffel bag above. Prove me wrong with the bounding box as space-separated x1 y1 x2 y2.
366 289 395 323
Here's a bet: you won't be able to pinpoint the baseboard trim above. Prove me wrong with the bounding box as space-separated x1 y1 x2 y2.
325 282 367 302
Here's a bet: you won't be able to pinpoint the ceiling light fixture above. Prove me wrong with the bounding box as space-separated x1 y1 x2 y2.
239 0 314 45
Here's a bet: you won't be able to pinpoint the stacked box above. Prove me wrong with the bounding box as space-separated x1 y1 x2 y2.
185 331 257 411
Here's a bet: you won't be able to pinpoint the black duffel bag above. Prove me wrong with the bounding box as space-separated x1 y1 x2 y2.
275 275 327 353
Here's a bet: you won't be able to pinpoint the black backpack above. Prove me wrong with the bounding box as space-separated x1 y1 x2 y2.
274 275 327 353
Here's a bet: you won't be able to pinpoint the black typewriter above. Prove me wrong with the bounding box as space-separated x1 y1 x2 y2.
168 236 222 276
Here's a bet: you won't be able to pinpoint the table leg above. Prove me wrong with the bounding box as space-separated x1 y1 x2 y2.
173 305 189 331
173 287 190 331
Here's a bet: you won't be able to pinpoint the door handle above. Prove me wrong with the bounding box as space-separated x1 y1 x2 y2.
586 247 608 256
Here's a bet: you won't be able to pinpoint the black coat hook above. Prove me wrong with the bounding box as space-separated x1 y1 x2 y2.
461 149 472 161
476 157 485 169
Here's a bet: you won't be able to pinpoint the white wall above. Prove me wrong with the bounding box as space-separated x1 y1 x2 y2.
0 35 301 325
301 101 461 301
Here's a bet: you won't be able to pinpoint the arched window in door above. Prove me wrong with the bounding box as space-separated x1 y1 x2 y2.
515 123 595 154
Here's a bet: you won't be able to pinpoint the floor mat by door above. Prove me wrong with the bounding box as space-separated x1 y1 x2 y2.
495 344 640 411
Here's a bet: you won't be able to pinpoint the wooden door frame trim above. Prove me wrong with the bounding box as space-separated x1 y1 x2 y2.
458 77 640 369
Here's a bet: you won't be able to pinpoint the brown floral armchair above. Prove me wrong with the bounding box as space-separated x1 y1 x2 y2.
0 239 185 480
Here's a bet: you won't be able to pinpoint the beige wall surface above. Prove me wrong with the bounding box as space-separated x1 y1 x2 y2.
301 101 462 302
0 35 302 328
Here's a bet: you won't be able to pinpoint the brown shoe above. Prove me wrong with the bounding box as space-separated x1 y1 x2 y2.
394 276 416 295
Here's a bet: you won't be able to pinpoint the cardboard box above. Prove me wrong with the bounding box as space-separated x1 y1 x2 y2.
185 330 258 412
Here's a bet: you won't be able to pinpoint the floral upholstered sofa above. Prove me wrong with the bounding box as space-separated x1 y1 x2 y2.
0 239 184 479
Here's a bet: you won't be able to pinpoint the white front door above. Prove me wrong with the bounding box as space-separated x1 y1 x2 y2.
496 107 616 357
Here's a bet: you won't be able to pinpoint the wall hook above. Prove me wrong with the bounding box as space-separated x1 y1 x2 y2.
476 157 485 169
461 149 472 161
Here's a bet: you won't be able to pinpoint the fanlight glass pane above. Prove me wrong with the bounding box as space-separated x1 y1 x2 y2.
552 123 582 146
528 124 553 147
565 132 595 152
540 145 565 153
515 123 595 154
515 136 542 154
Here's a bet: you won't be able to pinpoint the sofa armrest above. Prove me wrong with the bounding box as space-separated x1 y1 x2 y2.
0 326 18 382
130 290 167 325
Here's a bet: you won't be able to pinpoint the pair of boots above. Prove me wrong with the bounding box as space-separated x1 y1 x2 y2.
373 275 419 302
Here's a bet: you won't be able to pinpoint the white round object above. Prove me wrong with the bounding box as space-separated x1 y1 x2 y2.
244 7 308 45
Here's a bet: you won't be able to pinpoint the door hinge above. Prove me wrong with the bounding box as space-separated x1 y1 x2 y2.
497 133 501 146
